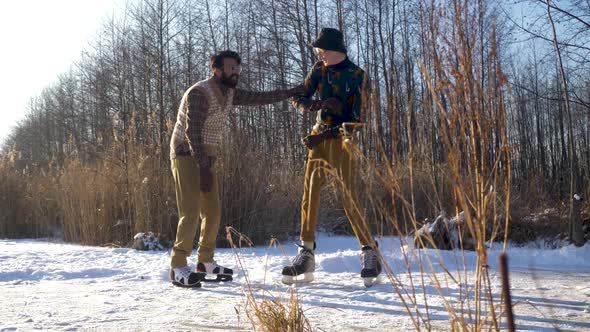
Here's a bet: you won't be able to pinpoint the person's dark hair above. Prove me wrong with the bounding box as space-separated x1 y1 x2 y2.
210 50 241 69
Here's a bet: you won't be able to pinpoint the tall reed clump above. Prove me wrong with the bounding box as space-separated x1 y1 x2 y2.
0 112 178 246
345 1 513 330
219 128 304 246
0 150 26 237
0 108 304 246
1 149 61 240
56 157 121 245
54 112 178 246
417 18 511 328
0 150 59 238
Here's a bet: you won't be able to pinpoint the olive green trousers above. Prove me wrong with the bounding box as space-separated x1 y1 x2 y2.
300 135 372 247
170 156 220 268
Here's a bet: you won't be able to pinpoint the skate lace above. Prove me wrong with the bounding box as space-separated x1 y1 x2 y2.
362 249 377 270
175 266 192 279
200 260 222 273
292 249 312 265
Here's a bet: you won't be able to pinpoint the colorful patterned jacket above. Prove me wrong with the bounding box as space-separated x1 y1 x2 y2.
292 58 367 129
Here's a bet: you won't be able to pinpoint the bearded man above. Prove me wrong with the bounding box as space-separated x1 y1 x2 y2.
169 50 302 287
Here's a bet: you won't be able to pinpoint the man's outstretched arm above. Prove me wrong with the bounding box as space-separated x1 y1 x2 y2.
233 84 304 106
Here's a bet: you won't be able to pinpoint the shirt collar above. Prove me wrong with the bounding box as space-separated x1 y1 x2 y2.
327 57 351 70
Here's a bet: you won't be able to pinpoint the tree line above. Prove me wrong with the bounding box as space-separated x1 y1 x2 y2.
1 0 588 245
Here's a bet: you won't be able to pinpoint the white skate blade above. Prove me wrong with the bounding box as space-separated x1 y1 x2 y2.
282 272 314 285
201 273 233 282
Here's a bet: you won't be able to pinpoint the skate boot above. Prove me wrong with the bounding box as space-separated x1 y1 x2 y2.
281 243 315 285
360 244 382 288
196 261 233 282
170 266 202 288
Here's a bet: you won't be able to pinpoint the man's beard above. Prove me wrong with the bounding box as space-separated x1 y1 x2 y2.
220 72 239 88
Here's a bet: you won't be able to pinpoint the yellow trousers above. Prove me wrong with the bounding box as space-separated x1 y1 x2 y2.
170 156 220 268
300 135 372 246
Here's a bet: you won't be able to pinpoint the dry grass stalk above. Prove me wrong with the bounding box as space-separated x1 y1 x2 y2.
333 1 514 330
226 226 312 332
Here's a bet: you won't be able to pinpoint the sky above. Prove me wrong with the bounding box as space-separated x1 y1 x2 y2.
0 0 127 146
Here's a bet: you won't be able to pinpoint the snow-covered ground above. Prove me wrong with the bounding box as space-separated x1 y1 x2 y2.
1 235 590 331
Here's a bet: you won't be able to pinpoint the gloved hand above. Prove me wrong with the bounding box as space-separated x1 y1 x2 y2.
319 98 344 125
307 98 343 113
321 98 343 114
302 129 336 149
309 100 323 112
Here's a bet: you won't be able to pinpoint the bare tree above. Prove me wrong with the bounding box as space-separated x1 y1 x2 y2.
545 0 584 246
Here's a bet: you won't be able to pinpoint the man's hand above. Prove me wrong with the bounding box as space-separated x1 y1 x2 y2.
199 156 215 193
199 164 214 193
305 98 343 113
302 130 333 149
309 100 323 112
302 133 323 149
321 98 343 114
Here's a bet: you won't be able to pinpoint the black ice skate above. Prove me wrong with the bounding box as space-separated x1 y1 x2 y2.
196 261 233 282
360 244 382 288
281 244 315 285
170 266 202 288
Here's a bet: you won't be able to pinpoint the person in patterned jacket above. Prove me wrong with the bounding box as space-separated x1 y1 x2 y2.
169 50 302 287
282 28 381 287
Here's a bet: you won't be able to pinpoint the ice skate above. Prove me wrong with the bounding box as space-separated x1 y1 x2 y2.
281 244 315 285
360 245 382 288
196 261 233 282
170 266 202 288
